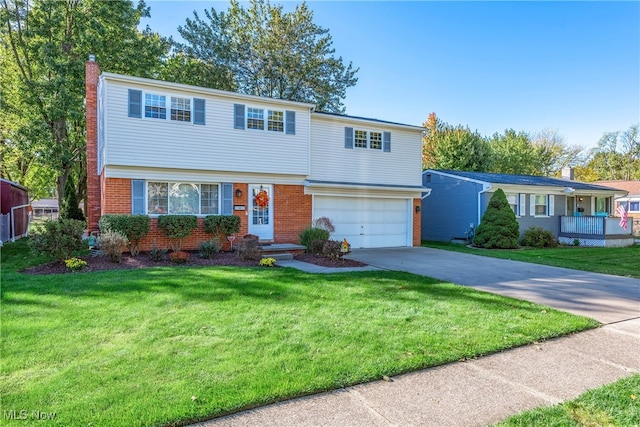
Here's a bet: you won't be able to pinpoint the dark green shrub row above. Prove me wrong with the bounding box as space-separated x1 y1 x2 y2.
157 215 198 252
99 214 150 256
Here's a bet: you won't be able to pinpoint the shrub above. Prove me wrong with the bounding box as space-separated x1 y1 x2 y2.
98 230 129 263
308 239 326 255
157 215 198 252
29 219 86 261
322 240 343 261
149 244 167 262
313 217 335 233
168 251 189 263
299 227 330 252
59 177 86 223
99 214 150 256
65 257 87 271
520 226 558 248
203 215 240 247
259 257 277 267
473 189 519 249
197 239 222 259
237 234 262 260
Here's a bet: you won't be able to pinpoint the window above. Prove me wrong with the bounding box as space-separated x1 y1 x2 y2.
145 94 166 119
506 194 518 215
268 110 284 132
595 197 609 214
171 97 191 122
247 108 264 130
354 130 368 148
534 195 548 216
147 182 220 215
630 201 640 212
370 132 382 150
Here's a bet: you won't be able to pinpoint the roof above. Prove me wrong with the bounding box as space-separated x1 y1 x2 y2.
31 198 59 209
312 111 424 131
0 178 28 192
592 180 640 195
426 170 625 192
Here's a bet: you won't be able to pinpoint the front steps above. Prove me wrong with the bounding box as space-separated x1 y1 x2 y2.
260 243 306 261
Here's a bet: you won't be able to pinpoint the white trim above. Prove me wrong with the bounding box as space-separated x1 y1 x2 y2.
102 72 315 109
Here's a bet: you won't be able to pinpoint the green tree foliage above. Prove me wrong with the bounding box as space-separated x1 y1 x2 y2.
473 189 519 249
59 176 86 223
173 0 358 113
585 124 640 181
489 129 539 175
0 0 170 202
531 129 584 177
422 118 491 171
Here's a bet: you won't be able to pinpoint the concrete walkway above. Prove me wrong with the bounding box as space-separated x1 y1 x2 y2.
194 247 639 427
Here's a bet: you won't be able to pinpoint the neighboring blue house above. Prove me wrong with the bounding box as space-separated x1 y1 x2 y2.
421 169 634 247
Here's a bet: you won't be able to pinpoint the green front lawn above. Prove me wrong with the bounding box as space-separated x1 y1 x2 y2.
423 241 640 278
2 240 598 426
496 374 640 426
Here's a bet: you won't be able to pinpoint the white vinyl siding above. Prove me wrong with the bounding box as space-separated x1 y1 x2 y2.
310 117 422 187
104 80 310 175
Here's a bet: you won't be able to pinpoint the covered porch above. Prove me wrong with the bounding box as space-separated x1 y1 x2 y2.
558 215 635 247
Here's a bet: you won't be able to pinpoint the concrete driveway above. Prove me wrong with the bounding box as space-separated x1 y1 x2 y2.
346 247 640 324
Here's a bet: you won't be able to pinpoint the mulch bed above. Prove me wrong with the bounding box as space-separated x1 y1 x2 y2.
21 251 367 275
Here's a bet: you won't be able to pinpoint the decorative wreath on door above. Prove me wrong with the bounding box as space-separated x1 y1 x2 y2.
254 190 269 208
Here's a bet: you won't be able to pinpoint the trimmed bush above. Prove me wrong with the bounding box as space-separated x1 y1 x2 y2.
473 188 519 249
203 215 240 247
157 215 198 252
299 227 330 252
197 239 222 259
237 234 262 260
520 226 558 248
99 214 150 256
98 230 129 263
29 219 86 261
322 240 343 261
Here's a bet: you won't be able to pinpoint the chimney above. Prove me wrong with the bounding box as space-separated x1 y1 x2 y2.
561 167 574 181
85 54 101 232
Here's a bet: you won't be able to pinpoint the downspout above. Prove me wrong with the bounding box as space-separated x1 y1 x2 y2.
477 184 492 228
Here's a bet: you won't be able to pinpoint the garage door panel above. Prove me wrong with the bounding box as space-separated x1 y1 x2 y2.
313 196 410 248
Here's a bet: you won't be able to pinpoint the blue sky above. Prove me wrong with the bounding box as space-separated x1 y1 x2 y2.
141 1 639 150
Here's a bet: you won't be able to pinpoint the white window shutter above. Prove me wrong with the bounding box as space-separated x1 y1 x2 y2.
519 194 526 216
530 194 535 216
548 195 554 216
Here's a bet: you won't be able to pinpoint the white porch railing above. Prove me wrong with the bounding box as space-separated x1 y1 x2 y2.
559 216 633 237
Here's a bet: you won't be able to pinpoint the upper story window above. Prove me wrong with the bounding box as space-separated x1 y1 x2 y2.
247 108 265 130
128 89 205 125
145 94 166 119
233 104 296 135
345 127 391 152
355 130 367 148
268 110 284 132
171 96 191 122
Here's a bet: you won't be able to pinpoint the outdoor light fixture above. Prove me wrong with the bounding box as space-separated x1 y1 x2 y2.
578 197 584 202
415 205 421 213
235 189 242 198
563 187 575 194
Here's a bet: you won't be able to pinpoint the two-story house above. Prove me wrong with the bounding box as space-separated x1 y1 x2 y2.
85 57 425 250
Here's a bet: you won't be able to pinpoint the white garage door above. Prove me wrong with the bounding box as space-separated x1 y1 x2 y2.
314 196 410 248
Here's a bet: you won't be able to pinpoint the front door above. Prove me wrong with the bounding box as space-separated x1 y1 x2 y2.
248 184 274 240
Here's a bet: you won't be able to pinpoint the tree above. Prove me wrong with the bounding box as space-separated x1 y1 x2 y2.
473 189 519 249
531 129 584 177
585 125 640 181
489 129 539 175
422 118 491 171
173 0 358 113
1 0 170 204
59 176 85 222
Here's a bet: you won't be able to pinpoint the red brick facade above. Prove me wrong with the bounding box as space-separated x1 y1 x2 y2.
413 198 421 246
85 57 101 232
